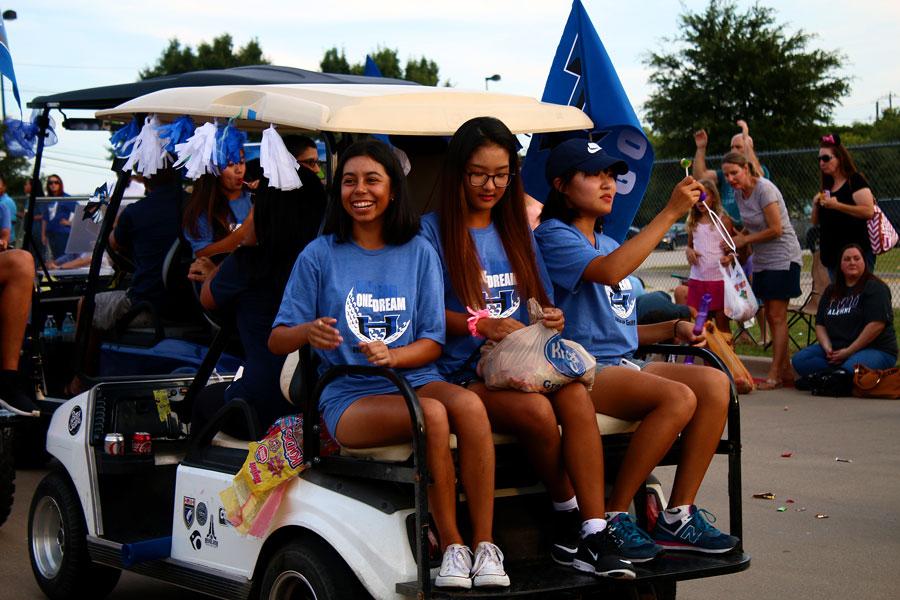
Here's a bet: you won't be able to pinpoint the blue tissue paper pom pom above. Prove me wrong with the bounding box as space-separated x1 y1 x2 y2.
215 123 248 168
157 115 195 154
110 118 140 157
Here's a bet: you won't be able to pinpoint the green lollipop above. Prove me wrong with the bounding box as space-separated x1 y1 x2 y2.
680 157 692 177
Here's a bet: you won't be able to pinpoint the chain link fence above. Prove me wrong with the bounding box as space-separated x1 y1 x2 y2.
634 141 900 312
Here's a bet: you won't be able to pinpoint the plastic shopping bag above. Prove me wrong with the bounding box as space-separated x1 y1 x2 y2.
719 261 759 322
477 299 596 393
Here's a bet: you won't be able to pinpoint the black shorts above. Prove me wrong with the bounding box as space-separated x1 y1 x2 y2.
751 262 801 301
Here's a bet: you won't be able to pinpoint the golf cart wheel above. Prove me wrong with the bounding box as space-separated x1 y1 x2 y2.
28 470 120 600
0 425 14 526
259 536 369 600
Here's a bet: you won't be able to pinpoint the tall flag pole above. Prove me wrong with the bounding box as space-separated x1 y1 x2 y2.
522 0 654 242
0 13 21 118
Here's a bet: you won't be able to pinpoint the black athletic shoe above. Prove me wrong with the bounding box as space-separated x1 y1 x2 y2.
0 372 39 417
549 508 582 565
572 529 636 579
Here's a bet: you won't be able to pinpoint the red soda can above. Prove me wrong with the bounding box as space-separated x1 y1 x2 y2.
131 432 152 455
104 433 124 456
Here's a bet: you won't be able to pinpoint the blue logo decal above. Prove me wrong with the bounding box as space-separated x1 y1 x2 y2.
544 335 587 378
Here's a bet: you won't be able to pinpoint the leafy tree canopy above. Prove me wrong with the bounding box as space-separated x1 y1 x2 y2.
320 46 442 86
140 34 268 79
643 0 849 157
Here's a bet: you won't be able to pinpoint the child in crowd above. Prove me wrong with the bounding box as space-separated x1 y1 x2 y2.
268 139 508 590
534 139 740 556
421 117 636 579
685 178 738 333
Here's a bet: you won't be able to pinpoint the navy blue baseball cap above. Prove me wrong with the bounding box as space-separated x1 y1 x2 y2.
545 139 629 183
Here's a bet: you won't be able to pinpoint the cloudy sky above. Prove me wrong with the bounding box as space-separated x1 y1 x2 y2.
5 0 898 192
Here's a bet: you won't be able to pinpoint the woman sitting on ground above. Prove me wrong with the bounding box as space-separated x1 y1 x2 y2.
791 243 897 380
189 167 326 435
182 155 253 258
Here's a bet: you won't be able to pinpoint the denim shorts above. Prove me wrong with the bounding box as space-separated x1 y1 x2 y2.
595 357 648 374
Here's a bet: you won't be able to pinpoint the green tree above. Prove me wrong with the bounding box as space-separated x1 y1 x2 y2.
644 0 849 157
319 46 443 86
140 34 268 79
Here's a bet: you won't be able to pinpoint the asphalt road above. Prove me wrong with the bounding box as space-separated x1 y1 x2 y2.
1 387 899 600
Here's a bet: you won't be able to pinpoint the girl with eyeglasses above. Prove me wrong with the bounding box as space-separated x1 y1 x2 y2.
41 175 77 261
813 133 876 276
421 118 637 579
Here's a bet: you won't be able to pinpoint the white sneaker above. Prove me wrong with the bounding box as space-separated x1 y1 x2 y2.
434 544 473 589
471 541 510 588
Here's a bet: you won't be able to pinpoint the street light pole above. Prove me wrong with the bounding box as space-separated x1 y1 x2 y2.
484 73 501 91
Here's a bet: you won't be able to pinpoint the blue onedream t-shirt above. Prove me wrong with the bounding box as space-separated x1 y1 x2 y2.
273 234 446 438
184 192 252 255
534 218 639 365
0 194 16 240
419 212 554 377
0 202 11 236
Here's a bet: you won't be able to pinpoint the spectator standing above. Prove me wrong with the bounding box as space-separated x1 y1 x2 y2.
692 120 768 229
0 175 18 247
723 152 802 390
41 174 77 260
812 133 876 276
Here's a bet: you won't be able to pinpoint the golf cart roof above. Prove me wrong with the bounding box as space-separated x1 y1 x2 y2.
28 65 414 111
96 83 593 136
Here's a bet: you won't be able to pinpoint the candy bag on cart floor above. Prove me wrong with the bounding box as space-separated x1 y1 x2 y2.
477 298 596 393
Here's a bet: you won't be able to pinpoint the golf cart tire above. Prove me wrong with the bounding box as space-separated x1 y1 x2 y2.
259 536 370 600
28 470 121 600
0 425 13 526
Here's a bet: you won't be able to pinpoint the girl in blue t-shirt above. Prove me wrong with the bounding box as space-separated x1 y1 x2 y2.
182 154 254 257
268 140 508 590
534 138 739 556
421 117 635 579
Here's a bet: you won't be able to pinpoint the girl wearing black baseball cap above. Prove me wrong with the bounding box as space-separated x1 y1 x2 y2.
534 139 740 555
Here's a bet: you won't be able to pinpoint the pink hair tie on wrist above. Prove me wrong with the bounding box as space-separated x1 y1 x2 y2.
466 306 491 338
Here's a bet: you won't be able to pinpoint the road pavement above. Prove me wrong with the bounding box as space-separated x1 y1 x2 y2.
1 386 898 599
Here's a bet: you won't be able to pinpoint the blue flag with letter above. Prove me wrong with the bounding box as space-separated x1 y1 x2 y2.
0 16 20 113
522 0 654 242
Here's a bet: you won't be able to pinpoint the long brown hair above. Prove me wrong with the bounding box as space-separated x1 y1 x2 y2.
182 174 234 240
819 134 863 192
438 117 550 309
686 177 723 232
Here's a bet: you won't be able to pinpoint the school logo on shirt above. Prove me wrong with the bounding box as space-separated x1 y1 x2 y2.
605 279 636 322
345 287 411 344
825 294 860 317
482 271 520 318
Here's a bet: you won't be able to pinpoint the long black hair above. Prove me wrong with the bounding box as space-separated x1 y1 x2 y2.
540 165 612 232
249 166 327 283
323 138 419 245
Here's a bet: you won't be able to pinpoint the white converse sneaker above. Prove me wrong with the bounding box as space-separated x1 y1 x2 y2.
434 544 473 589
471 541 510 588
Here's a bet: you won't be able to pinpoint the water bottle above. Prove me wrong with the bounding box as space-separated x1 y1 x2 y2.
61 312 76 343
42 315 59 342
684 293 712 365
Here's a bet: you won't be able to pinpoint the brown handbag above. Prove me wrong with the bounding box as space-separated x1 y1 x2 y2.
852 365 900 399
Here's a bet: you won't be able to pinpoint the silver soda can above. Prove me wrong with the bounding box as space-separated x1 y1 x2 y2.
104 433 125 456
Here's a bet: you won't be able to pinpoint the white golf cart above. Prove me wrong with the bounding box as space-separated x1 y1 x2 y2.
28 81 749 599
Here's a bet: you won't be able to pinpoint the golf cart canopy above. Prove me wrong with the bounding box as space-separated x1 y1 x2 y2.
95 83 594 136
28 65 414 111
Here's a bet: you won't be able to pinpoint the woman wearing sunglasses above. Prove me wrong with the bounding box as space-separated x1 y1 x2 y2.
812 133 876 277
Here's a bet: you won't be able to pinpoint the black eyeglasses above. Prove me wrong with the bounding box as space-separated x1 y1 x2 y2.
817 155 833 163
467 172 513 188
299 158 321 168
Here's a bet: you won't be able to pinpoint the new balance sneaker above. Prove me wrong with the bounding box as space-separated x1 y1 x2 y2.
652 506 739 554
549 508 582 565
435 544 473 589
0 371 40 418
606 513 664 562
471 541 510 588
572 529 636 579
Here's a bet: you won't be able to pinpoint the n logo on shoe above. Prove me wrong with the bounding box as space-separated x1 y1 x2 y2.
679 525 703 544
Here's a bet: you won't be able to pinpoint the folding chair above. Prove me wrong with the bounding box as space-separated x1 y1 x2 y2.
784 250 829 350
